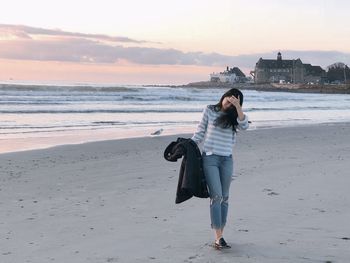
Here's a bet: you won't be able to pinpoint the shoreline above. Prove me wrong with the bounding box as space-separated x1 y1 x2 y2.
1 122 349 262
1 121 350 155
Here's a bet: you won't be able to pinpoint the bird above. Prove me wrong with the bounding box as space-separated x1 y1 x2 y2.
151 128 163 135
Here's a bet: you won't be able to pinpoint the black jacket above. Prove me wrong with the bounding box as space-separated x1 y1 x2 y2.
164 137 209 204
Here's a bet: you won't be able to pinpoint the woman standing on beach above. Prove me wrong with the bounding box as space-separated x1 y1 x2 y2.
191 88 249 249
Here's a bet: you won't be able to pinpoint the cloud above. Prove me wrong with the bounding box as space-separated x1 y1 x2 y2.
0 24 350 69
0 37 240 65
268 50 350 67
0 24 150 44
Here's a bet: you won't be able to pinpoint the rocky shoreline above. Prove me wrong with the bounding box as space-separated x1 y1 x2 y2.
165 81 350 94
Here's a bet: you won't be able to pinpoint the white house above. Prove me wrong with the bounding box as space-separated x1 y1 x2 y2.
210 66 246 84
210 72 238 83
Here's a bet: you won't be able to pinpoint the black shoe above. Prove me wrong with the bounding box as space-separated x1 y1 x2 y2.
219 237 231 248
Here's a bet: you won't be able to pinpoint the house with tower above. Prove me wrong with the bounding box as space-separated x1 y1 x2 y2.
253 52 326 84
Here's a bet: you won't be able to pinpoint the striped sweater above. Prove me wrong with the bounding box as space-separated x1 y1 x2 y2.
191 105 249 156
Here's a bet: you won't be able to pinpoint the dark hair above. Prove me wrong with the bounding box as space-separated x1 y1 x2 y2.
209 88 244 132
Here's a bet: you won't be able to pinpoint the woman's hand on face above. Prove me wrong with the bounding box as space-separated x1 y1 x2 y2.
228 95 241 108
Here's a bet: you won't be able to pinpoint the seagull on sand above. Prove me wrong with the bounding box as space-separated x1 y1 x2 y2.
151 128 163 135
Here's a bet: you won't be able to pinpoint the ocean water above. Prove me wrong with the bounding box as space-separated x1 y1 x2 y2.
1 84 350 152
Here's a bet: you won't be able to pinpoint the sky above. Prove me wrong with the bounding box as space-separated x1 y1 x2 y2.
1 0 350 85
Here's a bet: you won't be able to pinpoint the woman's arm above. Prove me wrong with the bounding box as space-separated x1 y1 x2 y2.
191 107 208 144
228 95 249 130
227 95 244 120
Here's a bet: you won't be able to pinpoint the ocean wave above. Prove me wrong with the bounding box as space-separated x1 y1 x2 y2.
120 93 210 101
0 101 69 105
0 109 202 114
0 94 209 103
244 106 348 111
0 84 141 93
1 105 349 114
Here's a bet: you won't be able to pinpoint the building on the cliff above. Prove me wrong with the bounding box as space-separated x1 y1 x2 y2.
253 52 326 84
210 66 246 84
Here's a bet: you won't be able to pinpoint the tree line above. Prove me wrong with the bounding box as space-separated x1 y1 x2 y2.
326 62 350 84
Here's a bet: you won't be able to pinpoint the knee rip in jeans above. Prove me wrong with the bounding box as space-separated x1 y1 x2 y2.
222 196 229 204
210 195 222 205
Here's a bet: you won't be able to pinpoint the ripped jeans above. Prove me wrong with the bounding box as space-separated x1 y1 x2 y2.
202 152 233 230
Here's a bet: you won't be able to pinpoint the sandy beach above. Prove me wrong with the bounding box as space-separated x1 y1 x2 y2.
1 123 350 263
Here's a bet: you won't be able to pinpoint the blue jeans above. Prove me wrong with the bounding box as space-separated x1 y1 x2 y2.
202 153 233 230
